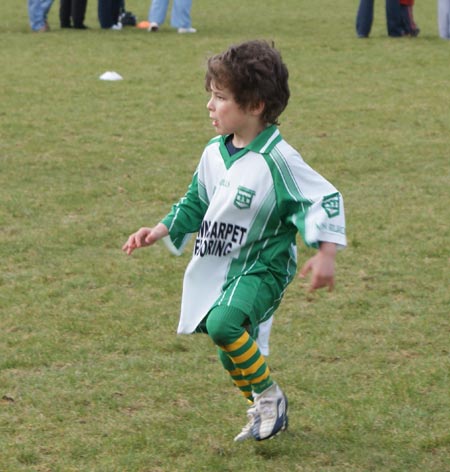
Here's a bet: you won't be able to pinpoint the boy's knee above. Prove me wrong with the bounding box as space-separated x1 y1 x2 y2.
206 307 245 346
206 314 230 345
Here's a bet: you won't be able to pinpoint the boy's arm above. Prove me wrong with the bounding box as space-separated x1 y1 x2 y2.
299 241 337 291
161 171 208 253
122 223 169 255
268 150 345 291
122 170 208 257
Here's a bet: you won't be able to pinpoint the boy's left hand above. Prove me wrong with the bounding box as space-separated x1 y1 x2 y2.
299 242 337 292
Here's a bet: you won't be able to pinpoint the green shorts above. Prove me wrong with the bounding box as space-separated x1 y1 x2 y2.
195 272 283 340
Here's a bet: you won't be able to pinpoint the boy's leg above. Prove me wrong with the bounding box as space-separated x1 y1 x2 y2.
217 348 253 403
206 306 272 395
206 305 287 441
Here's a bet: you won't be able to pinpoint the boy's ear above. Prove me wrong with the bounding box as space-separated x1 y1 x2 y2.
251 101 265 116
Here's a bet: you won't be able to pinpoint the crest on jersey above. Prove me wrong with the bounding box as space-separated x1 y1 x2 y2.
322 192 340 218
234 186 256 210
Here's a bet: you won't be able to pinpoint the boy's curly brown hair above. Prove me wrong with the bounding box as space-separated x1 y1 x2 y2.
205 40 290 126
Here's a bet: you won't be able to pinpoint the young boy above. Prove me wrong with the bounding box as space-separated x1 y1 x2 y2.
123 40 347 442
399 0 420 36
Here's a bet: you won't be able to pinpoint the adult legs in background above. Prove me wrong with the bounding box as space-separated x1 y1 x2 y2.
60 0 72 27
356 0 374 37
98 0 121 28
386 0 405 36
72 0 88 28
170 0 193 29
438 0 450 38
28 0 54 31
148 0 169 25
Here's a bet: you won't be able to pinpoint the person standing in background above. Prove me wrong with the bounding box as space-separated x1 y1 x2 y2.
355 0 375 37
60 0 89 29
356 0 410 37
399 0 420 36
438 0 450 38
98 0 121 28
28 0 54 31
147 0 196 33
385 0 407 36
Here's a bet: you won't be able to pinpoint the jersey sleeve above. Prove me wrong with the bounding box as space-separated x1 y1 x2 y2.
267 145 347 249
160 170 208 255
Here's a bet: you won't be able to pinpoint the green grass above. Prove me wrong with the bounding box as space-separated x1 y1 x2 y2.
1 1 449 471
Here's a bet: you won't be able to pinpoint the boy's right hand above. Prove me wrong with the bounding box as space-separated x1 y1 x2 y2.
122 223 169 255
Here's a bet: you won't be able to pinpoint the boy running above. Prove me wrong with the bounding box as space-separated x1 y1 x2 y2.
122 40 347 442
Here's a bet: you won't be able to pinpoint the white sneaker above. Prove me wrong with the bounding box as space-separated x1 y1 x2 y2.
111 22 122 30
178 27 197 34
251 383 288 441
148 22 159 32
234 405 257 442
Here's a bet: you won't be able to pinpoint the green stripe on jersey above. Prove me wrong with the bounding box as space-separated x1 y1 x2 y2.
267 147 311 206
198 179 209 206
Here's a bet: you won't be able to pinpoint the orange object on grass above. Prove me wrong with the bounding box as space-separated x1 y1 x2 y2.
137 21 150 29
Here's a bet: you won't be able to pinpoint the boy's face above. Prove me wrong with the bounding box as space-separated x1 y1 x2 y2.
206 82 263 139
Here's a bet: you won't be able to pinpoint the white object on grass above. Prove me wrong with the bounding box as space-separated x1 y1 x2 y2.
99 71 123 81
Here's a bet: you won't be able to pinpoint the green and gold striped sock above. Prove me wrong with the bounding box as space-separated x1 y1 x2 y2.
218 348 254 402
220 331 273 395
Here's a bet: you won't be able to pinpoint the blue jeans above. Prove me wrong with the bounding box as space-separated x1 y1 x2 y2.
356 0 374 37
356 0 405 37
438 0 450 38
28 0 54 30
385 0 405 36
148 0 193 28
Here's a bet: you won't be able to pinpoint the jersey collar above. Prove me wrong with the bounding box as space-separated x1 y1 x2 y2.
219 125 282 166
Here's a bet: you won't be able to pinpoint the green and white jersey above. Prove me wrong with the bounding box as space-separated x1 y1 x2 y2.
161 125 346 337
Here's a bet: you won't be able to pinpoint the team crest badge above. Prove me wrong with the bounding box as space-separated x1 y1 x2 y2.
322 192 340 218
234 186 256 210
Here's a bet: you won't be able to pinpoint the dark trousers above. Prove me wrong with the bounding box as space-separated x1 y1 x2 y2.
385 0 405 36
98 0 121 28
356 0 406 37
60 0 88 28
356 0 374 37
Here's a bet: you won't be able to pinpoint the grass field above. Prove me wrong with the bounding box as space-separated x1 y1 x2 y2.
1 1 449 471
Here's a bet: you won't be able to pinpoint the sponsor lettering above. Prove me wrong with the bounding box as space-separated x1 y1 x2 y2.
194 220 247 257
316 222 346 235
